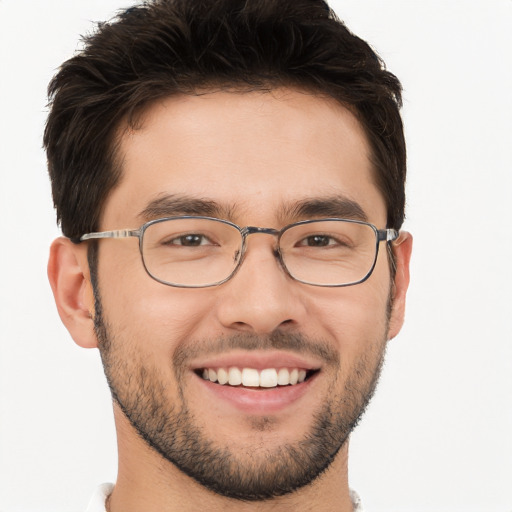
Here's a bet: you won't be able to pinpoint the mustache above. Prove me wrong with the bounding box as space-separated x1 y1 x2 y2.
173 330 339 369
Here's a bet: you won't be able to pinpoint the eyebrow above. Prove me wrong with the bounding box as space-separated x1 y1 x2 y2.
138 194 368 224
138 194 234 221
281 196 368 223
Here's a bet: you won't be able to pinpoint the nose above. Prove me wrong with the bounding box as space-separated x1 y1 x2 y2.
215 236 307 334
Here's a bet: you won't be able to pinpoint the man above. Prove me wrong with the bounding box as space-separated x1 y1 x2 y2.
45 0 412 510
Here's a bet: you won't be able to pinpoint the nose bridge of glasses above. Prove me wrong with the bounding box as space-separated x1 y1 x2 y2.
239 226 282 261
241 226 280 237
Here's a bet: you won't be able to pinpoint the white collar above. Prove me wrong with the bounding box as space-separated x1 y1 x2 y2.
85 483 364 511
84 482 114 512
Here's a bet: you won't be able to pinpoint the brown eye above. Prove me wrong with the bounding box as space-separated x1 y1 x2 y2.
304 235 331 247
297 234 339 247
164 233 212 247
179 234 204 246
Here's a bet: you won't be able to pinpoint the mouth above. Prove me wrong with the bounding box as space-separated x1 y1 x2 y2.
190 352 323 413
195 367 319 389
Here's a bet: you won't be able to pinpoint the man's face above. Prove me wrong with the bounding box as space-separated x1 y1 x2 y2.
92 89 402 500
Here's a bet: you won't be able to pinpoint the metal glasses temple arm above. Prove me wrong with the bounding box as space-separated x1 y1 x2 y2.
377 229 399 242
76 229 142 243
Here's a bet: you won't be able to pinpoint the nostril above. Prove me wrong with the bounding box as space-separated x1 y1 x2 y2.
231 321 254 332
277 319 295 328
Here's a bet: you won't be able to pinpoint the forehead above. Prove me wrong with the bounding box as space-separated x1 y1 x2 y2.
103 88 386 227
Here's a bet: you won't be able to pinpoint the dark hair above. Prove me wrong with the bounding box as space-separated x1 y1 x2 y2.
44 0 406 240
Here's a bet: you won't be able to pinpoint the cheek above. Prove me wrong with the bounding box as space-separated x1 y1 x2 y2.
310 268 391 353
96 243 217 351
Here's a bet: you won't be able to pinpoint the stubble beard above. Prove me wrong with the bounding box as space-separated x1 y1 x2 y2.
92 279 389 501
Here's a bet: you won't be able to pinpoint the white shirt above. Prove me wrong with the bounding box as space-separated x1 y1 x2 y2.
85 483 365 511
85 483 114 512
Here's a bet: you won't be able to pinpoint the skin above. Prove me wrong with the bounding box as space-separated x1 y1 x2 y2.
48 88 412 512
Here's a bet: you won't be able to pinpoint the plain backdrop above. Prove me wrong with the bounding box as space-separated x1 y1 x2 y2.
0 1 511 511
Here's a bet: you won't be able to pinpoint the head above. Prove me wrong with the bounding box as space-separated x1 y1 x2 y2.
46 0 411 504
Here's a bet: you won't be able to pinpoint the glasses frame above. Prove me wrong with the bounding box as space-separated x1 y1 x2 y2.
74 216 399 288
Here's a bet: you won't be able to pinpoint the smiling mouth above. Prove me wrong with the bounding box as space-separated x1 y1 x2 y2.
196 367 319 389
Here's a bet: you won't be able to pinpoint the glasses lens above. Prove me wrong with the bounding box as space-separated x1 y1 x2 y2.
141 218 242 287
279 220 378 286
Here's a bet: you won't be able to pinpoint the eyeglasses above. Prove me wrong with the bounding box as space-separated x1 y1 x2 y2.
75 216 398 288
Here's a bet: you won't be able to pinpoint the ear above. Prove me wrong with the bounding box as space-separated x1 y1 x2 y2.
48 237 98 348
387 231 413 340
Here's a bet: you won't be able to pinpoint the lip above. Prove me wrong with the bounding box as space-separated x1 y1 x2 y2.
190 351 321 414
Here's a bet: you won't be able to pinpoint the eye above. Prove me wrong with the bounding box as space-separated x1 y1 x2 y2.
297 235 340 247
165 233 213 247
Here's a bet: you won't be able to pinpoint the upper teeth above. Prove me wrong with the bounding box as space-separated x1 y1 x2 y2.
201 367 307 388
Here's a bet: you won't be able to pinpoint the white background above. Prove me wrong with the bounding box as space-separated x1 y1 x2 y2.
0 1 511 511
